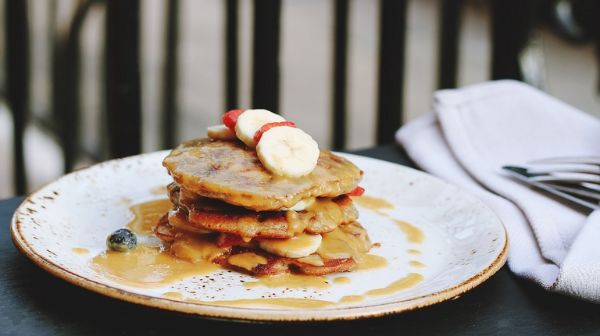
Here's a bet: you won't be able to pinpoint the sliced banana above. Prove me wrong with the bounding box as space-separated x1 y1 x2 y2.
207 124 237 140
296 254 324 266
234 109 285 147
259 233 322 258
280 197 316 211
256 126 319 177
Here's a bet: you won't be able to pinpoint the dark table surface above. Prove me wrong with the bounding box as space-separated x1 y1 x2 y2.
3 144 600 335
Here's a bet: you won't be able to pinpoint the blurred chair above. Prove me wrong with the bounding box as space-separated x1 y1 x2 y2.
3 0 541 196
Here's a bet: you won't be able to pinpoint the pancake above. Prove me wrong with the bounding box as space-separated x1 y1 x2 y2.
167 183 359 238
163 138 363 211
155 137 373 276
154 214 371 276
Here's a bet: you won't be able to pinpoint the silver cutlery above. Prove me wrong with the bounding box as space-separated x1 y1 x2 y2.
502 156 600 211
529 156 600 165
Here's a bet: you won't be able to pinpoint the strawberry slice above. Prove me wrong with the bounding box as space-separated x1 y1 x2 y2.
216 233 247 248
253 121 296 144
347 186 365 196
222 109 245 132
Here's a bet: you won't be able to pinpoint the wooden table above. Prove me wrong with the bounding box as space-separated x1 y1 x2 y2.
2 144 600 335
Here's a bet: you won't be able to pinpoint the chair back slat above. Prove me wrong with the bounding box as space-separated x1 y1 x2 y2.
225 0 239 111
332 0 350 151
491 0 541 81
5 0 29 195
53 1 94 172
438 0 461 89
105 0 142 159
251 0 282 113
376 0 408 145
162 0 180 149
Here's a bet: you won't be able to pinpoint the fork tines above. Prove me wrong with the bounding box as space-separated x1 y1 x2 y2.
502 156 600 210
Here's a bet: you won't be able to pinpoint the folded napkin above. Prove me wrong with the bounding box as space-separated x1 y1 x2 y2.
396 79 600 303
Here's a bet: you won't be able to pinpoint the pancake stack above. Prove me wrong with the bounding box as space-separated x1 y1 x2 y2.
154 138 373 276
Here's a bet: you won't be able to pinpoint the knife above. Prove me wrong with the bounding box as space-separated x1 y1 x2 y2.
502 166 600 211
529 156 600 165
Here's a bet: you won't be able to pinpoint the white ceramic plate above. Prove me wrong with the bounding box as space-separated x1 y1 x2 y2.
11 151 507 322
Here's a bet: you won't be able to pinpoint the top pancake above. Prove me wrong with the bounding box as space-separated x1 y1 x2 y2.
163 138 363 211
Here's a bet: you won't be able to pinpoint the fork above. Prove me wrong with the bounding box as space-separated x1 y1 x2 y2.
502 156 600 210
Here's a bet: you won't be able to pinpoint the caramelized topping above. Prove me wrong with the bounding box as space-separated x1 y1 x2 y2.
162 139 362 211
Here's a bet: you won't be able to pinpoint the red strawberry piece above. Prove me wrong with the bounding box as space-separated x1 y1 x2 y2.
222 109 245 132
347 186 365 196
253 121 297 144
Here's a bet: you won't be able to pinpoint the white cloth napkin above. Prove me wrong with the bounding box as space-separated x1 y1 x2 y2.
396 79 600 303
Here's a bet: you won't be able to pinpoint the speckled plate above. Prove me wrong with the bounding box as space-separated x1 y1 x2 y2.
11 151 507 322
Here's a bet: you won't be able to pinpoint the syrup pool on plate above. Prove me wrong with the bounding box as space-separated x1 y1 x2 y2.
86 195 428 308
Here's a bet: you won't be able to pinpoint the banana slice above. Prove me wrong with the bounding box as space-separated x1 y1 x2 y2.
259 233 322 258
280 197 316 211
256 126 319 177
234 109 285 147
207 124 237 140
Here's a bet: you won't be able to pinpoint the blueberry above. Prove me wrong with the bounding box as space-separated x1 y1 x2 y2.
106 228 137 252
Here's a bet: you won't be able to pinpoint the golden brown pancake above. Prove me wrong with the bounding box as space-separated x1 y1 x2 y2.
163 138 363 211
155 138 373 276
167 183 359 238
154 214 371 276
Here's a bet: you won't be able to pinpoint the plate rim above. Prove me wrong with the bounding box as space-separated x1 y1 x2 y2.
10 150 509 322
